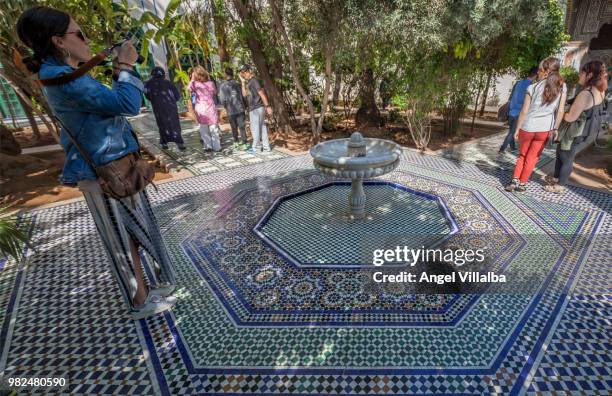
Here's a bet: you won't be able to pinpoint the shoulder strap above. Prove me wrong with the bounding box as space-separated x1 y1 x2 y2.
53 115 97 170
532 80 544 97
588 88 596 106
38 50 109 86
580 88 597 118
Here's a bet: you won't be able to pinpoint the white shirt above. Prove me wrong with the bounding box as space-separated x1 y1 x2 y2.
521 80 567 132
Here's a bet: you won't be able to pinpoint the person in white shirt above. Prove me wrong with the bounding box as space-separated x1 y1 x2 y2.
505 57 567 192
544 60 608 193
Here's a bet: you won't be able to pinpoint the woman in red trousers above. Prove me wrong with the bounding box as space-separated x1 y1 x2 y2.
505 57 567 192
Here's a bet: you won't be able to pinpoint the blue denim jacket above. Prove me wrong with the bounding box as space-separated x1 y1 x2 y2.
40 56 144 185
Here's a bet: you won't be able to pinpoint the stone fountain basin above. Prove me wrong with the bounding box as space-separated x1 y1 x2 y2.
310 137 402 178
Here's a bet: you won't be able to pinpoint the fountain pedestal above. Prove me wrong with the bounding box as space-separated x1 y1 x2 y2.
349 178 366 219
310 132 402 219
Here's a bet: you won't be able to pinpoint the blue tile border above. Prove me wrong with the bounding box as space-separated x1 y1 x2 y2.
0 214 37 372
135 184 605 393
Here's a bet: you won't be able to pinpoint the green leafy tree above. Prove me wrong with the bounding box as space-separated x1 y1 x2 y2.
139 0 187 79
231 0 296 133
388 0 567 141
430 0 567 135
0 0 140 145
271 0 347 140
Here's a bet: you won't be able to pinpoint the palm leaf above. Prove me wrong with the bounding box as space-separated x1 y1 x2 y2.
140 10 163 27
154 29 166 45
174 69 189 85
166 0 183 19
0 210 29 262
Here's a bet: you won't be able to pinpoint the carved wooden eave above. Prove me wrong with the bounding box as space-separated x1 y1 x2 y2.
565 0 612 42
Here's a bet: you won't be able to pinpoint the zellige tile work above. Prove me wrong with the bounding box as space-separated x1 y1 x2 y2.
0 151 609 395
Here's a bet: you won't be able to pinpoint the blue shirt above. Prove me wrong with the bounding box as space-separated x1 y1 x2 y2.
509 78 532 117
39 57 144 185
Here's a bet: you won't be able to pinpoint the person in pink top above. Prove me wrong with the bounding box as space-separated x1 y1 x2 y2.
188 66 221 151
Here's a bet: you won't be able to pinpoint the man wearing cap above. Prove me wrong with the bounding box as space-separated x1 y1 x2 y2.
239 64 273 153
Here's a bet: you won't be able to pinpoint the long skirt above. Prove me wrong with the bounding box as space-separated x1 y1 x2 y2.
78 179 176 309
152 104 184 145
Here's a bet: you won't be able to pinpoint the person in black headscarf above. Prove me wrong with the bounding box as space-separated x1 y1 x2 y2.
144 67 185 150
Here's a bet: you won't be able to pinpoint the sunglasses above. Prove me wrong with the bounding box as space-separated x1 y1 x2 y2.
62 30 87 42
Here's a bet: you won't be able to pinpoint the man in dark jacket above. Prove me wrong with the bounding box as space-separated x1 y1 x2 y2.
144 67 185 151
219 67 247 149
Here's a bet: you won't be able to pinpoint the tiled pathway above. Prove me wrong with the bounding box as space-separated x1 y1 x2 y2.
130 114 291 175
1 124 610 395
437 127 557 174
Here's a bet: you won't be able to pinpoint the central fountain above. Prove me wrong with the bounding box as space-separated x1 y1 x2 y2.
310 132 402 219
254 132 454 267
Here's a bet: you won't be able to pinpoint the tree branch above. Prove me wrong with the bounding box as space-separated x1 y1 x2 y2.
269 0 317 137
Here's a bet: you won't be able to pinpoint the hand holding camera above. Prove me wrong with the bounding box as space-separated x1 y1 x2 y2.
113 39 139 69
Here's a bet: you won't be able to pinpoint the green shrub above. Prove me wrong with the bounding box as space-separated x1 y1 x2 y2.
560 66 579 89
0 209 29 262
388 109 403 124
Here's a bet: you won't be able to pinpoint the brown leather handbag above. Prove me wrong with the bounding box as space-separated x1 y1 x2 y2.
95 151 155 200
54 115 155 200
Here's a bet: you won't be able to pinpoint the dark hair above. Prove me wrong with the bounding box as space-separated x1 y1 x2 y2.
17 6 70 73
239 64 252 73
151 67 165 78
539 57 564 105
225 67 234 78
527 67 539 78
581 60 608 92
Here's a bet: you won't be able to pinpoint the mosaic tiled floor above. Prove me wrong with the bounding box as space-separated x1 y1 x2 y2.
1 150 610 395
438 129 557 173
130 114 290 175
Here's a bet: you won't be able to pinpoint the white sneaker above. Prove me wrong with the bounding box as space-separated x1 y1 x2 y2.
130 294 177 320
149 284 177 297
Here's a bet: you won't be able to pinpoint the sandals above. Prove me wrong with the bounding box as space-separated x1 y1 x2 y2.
544 175 559 185
505 179 519 192
505 179 526 192
543 184 566 194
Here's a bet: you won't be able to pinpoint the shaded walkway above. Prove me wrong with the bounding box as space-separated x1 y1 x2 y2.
130 113 291 175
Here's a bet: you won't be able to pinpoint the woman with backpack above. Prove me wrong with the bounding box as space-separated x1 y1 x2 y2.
544 60 608 193
505 57 567 192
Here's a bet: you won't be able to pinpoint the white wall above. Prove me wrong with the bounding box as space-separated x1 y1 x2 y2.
492 72 517 107
123 0 171 70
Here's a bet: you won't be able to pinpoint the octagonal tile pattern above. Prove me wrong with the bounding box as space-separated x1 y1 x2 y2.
180 172 527 327
253 181 458 268
2 151 609 395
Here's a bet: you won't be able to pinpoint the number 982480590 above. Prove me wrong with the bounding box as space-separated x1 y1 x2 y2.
2 376 67 390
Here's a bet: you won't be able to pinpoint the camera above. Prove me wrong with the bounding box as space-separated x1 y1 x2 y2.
110 37 145 64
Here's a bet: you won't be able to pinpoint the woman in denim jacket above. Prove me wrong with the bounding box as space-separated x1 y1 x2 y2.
17 6 177 319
